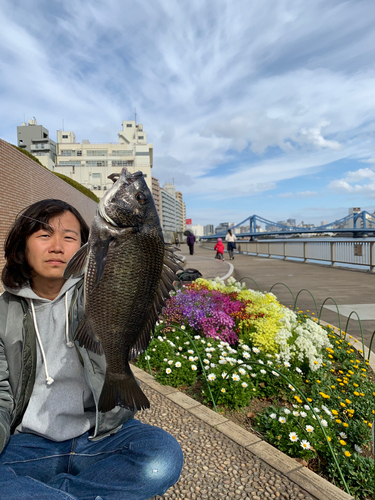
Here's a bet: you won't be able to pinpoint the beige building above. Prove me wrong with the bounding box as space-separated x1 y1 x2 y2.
54 121 153 198
175 191 186 233
152 177 162 222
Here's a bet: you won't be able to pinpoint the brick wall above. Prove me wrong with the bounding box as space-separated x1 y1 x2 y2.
0 139 97 278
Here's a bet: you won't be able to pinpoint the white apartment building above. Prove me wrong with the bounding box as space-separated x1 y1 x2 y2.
161 183 184 233
54 121 153 198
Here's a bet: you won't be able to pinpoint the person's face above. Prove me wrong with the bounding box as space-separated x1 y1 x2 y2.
25 211 82 283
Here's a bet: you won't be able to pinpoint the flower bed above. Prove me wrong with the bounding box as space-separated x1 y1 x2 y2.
135 277 375 499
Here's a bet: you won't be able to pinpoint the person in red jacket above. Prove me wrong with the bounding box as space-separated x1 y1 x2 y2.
214 238 225 260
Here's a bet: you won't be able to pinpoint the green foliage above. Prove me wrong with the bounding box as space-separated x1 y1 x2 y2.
53 172 100 203
134 282 375 500
12 144 99 203
13 145 44 166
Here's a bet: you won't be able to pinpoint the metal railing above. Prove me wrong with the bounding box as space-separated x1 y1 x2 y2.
201 240 375 271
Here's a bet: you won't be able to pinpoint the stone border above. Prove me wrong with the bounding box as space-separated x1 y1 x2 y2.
133 364 355 500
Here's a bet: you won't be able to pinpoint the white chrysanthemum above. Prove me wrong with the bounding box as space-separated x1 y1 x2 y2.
242 345 251 352
258 360 264 365
279 416 286 424
207 373 216 381
239 368 246 375
221 372 228 379
270 413 277 419
295 367 302 374
339 432 347 439
191 365 197 371
272 370 279 377
289 432 299 442
189 356 194 362
241 382 248 388
300 411 307 418
301 440 311 450
305 425 314 433
243 352 250 359
204 365 209 370
354 444 362 454
252 347 260 354
166 368 172 374
180 325 185 330
284 408 291 414
210 363 216 368
260 369 267 375
293 411 300 417
188 350 194 354
207 353 212 359
232 374 240 381
168 360 173 365
175 362 181 368
321 419 328 427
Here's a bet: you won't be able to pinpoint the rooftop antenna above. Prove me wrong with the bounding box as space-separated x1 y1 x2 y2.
134 107 137 126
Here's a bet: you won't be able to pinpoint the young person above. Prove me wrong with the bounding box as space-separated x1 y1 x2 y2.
0 199 183 500
225 229 237 260
214 238 225 260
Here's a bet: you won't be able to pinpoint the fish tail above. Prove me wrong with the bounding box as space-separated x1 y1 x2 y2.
98 368 150 413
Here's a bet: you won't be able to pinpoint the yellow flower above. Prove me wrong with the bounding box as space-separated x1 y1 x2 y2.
328 354 333 359
316 380 321 383
368 423 373 428
332 410 338 415
340 402 346 407
345 399 351 404
327 436 331 442
307 398 312 402
353 383 359 388
344 451 351 457
354 391 360 396
348 370 354 375
319 392 330 399
331 385 336 389
336 419 342 424
340 439 346 446
294 396 303 403
343 422 349 428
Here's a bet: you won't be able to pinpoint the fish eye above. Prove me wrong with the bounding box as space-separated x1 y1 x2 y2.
135 192 147 204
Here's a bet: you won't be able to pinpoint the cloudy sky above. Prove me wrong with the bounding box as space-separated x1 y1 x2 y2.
2 0 375 228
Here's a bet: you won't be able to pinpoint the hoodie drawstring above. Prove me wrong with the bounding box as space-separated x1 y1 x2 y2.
30 293 74 386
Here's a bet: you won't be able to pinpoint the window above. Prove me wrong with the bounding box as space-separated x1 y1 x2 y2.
86 150 107 156
111 150 133 156
126 124 132 127
138 135 144 140
58 161 82 166
62 135 68 139
112 160 133 167
135 152 149 156
61 150 73 156
87 160 107 167
92 173 101 178
76 150 82 156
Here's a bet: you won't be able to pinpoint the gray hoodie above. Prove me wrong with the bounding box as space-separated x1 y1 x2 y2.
6 278 96 441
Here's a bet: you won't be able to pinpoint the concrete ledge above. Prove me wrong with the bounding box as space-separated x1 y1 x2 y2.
287 467 354 500
188 405 228 426
246 440 303 475
166 391 202 410
216 420 262 447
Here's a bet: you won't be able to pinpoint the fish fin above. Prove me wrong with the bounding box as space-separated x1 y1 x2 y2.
129 311 157 360
74 318 104 355
63 243 88 279
93 236 113 290
98 368 150 412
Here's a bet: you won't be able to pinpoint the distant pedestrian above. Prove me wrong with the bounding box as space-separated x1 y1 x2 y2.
175 236 179 247
225 229 237 260
186 231 196 255
214 238 225 261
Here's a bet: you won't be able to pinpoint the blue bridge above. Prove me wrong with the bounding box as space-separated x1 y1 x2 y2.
202 211 375 240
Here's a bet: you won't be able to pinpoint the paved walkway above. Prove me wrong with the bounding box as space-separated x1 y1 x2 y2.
132 243 365 500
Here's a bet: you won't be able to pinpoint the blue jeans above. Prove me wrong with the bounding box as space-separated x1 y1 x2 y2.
0 419 183 500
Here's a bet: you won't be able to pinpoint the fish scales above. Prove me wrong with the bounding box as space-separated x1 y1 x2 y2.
64 168 180 412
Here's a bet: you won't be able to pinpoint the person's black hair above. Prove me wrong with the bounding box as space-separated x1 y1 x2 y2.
228 229 232 236
2 199 89 289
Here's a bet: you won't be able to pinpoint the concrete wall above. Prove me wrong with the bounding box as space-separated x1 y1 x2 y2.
0 139 97 275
